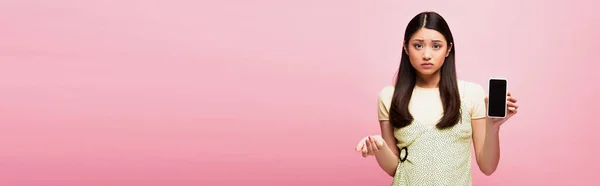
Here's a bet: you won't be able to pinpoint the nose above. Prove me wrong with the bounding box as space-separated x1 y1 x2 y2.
422 48 432 61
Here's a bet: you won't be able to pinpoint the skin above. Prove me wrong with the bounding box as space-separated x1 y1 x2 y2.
355 27 519 177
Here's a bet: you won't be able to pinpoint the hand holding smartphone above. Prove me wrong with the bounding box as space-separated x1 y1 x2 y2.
487 78 508 118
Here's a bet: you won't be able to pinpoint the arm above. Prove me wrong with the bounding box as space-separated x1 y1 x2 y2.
472 91 519 176
471 118 500 176
370 85 400 176
375 120 400 177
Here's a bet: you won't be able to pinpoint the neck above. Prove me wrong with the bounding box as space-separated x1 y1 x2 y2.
415 72 441 88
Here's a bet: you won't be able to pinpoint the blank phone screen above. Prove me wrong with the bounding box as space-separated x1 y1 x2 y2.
488 79 507 117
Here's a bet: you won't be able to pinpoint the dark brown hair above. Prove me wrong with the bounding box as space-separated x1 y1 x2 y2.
389 11 461 129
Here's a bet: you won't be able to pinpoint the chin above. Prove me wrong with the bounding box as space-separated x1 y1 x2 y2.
416 69 439 76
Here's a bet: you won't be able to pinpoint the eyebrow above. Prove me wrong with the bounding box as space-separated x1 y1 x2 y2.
411 39 444 43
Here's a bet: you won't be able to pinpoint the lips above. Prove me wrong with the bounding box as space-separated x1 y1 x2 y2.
421 63 433 67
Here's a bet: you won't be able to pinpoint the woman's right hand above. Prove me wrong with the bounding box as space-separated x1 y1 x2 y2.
355 135 387 157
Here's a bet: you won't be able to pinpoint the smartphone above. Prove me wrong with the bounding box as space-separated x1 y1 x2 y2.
487 78 508 118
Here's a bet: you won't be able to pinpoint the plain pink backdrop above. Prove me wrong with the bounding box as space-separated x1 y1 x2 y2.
1 0 599 185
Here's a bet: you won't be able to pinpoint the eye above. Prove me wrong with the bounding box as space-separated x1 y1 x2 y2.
433 44 441 49
413 44 423 49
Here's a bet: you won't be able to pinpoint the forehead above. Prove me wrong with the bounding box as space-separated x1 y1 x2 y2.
410 28 446 42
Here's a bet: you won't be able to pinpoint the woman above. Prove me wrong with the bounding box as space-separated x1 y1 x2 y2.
355 11 519 186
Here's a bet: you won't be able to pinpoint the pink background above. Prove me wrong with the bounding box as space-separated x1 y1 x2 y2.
1 0 599 185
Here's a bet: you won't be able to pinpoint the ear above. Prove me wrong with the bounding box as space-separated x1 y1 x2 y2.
403 40 408 54
446 42 453 57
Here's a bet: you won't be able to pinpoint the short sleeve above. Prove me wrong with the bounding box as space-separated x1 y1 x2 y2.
377 86 394 121
469 83 487 119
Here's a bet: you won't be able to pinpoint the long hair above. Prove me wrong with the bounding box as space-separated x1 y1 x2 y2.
389 11 461 129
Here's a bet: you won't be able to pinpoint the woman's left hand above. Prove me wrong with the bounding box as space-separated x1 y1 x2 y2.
485 92 519 128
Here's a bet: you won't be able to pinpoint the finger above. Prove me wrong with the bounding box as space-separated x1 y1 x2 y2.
367 137 378 153
507 92 518 103
356 142 363 152
369 136 379 152
507 102 519 109
507 96 517 103
356 139 365 152
357 136 369 151
365 137 372 153
367 136 375 153
360 140 367 153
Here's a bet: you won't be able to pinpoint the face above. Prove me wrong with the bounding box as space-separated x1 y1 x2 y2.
404 28 452 77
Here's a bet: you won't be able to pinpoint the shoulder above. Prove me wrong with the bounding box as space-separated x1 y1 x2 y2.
458 80 485 94
458 80 487 118
458 80 486 108
377 85 396 120
378 85 395 98
377 85 395 105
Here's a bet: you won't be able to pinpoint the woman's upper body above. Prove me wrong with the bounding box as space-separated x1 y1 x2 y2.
377 80 486 186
